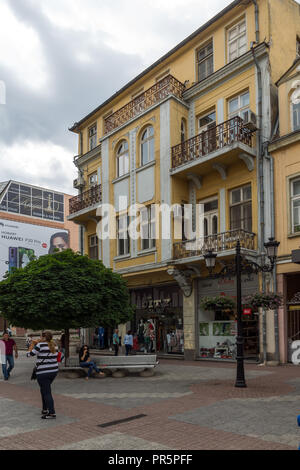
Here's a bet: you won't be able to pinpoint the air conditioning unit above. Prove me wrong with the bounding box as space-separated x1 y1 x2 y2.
243 111 257 131
73 176 85 189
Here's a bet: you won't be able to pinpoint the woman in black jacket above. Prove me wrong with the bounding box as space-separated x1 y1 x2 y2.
79 345 105 381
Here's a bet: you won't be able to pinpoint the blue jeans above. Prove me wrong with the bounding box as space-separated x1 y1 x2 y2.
125 345 132 356
80 361 101 377
2 355 14 380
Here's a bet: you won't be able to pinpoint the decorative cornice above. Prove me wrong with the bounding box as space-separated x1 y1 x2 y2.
74 145 101 169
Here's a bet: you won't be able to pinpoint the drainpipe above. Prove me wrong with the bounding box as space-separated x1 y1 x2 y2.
252 34 267 363
263 116 280 364
252 0 260 44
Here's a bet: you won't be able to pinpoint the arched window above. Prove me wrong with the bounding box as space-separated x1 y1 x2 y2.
116 141 129 177
291 84 300 131
141 126 154 166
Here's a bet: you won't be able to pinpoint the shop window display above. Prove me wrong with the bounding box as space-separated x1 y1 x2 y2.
199 320 237 359
131 285 184 355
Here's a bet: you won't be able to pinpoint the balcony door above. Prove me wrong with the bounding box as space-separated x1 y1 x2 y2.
198 111 216 155
199 198 218 251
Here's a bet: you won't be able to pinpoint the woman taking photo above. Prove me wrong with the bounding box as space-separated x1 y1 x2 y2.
27 331 58 419
79 345 105 380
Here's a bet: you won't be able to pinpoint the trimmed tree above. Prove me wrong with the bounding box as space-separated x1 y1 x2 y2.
0 249 133 359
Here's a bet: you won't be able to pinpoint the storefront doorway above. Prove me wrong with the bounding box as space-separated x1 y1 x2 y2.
197 274 259 361
130 285 184 355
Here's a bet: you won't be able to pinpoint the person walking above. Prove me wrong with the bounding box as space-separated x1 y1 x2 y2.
1 332 18 381
79 345 105 380
124 330 133 356
113 329 120 356
27 331 58 419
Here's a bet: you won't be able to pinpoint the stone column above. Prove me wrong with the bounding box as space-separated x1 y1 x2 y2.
183 281 197 361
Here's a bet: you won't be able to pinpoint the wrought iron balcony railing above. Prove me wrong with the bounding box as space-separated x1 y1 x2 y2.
69 184 102 215
171 116 254 170
173 229 256 260
104 74 185 134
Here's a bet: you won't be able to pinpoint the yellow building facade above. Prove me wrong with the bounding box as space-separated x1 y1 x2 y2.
269 56 300 363
69 0 300 362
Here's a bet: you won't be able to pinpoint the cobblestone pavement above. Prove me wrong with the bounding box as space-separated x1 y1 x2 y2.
0 352 299 451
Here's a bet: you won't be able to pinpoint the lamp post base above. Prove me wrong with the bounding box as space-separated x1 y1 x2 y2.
235 380 247 388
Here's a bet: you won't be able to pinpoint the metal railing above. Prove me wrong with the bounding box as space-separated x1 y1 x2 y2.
69 184 102 215
104 74 185 134
171 116 254 170
173 229 256 260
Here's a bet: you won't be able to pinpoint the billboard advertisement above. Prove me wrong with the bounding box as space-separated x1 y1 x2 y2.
0 218 69 280
0 181 65 223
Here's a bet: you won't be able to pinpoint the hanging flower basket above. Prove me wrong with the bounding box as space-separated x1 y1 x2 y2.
242 293 283 311
200 296 236 312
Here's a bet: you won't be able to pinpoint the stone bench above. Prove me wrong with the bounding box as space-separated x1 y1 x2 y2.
60 355 159 378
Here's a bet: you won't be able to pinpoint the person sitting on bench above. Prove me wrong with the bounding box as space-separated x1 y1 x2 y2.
79 345 105 380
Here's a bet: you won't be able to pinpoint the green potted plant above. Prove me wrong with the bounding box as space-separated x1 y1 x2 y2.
200 296 236 320
242 293 283 313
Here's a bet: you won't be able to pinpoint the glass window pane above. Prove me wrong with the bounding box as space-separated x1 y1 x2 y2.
243 203 252 231
241 92 250 107
230 206 241 229
239 21 246 33
229 26 238 40
149 138 155 161
148 126 154 137
141 142 148 165
293 103 300 130
212 216 218 234
293 180 300 196
229 97 239 114
243 185 252 201
231 189 241 204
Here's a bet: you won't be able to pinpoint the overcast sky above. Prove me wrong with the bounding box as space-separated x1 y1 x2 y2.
0 0 236 194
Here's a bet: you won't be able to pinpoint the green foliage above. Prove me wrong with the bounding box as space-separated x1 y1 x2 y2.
199 296 236 312
242 292 283 311
0 249 133 330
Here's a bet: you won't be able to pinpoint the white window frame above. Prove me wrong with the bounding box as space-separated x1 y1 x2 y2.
230 184 252 232
116 141 129 178
89 173 98 187
140 205 156 251
196 40 214 82
141 126 155 166
117 214 130 256
291 178 300 233
227 18 247 63
88 234 99 260
228 91 250 121
88 124 97 151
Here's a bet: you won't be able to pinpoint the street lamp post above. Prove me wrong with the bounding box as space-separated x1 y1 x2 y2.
204 237 280 388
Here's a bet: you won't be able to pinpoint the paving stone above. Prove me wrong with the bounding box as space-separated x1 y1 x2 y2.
54 431 172 450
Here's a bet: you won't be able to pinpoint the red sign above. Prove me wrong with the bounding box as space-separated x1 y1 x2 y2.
243 308 252 315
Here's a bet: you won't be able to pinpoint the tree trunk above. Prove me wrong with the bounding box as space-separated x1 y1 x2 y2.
64 328 70 367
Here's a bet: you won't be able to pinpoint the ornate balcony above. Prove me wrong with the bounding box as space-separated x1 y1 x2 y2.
171 117 255 171
104 75 185 134
173 229 256 260
69 184 102 215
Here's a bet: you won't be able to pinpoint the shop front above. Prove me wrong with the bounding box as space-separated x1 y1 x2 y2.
197 273 260 361
130 285 184 355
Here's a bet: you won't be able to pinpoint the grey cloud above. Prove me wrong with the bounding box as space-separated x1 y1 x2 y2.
2 0 144 149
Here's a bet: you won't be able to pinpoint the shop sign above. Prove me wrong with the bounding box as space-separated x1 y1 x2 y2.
243 308 252 315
